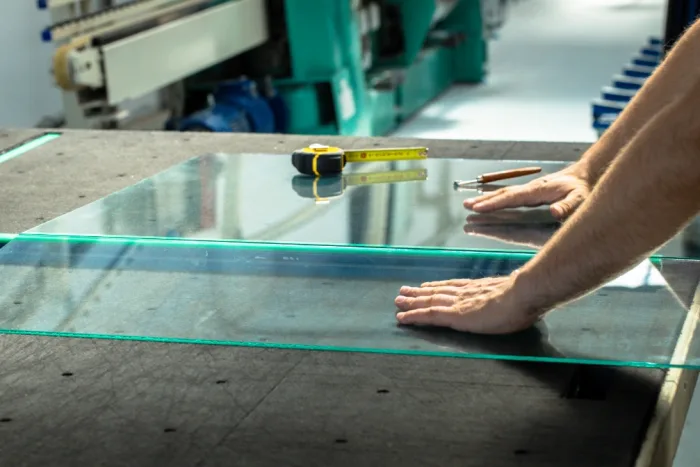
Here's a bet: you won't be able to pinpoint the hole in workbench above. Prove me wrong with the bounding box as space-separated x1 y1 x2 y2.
61 372 74 377
376 389 389 394
561 366 611 400
56 152 64 156
116 173 127 178
78 195 85 199
13 301 21 305
216 380 228 385
513 449 529 455
164 428 176 433
334 438 348 444
0 418 12 423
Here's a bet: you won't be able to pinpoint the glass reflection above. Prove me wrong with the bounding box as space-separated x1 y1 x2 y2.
29 154 564 252
27 153 700 258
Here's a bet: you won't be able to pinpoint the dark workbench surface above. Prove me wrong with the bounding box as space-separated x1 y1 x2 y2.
0 129 670 466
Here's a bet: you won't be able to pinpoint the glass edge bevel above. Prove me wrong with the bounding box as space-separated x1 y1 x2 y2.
0 328 688 370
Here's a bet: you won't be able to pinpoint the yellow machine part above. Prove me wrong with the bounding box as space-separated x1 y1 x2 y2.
52 36 91 91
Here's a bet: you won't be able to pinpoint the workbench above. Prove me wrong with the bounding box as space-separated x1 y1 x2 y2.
0 128 696 467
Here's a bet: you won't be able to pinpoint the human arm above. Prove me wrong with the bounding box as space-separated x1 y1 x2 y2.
464 19 700 218
395 79 700 334
508 81 700 315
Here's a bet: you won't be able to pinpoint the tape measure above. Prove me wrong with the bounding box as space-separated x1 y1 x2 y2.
291 143 428 177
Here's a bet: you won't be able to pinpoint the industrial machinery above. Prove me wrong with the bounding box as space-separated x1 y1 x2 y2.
41 0 510 135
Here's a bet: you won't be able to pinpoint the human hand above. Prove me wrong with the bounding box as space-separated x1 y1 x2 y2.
463 165 591 220
394 275 541 335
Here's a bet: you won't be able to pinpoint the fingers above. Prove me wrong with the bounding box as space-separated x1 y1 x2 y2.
417 277 506 288
464 184 545 213
399 285 461 297
421 279 473 287
463 175 583 214
550 189 587 219
463 188 508 210
395 294 456 310
396 307 454 327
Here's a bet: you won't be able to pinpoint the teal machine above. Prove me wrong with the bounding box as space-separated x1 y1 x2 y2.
178 0 491 137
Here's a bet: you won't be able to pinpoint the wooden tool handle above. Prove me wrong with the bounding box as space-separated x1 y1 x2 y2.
479 167 542 183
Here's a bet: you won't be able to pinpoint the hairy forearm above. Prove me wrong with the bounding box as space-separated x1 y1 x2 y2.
513 90 700 314
575 19 700 183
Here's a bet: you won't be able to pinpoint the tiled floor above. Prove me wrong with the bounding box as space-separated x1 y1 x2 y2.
394 0 700 465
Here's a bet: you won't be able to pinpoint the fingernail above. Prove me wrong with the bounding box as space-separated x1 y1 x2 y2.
465 198 475 204
395 296 406 304
396 312 405 320
399 286 410 293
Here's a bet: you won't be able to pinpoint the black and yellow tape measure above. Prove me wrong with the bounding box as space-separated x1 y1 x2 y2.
291 143 429 177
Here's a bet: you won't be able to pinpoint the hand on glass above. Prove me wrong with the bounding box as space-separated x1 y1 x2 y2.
394 274 540 335
463 165 592 220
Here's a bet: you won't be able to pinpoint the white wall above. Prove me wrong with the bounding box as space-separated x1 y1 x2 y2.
0 0 62 127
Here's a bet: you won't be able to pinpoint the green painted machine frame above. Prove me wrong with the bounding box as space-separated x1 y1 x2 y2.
182 0 488 137
276 0 487 136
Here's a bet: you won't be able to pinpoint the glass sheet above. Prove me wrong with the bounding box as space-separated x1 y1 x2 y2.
1 234 700 369
29 153 700 258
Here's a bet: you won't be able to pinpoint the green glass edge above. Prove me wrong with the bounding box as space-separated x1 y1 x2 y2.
0 132 61 165
0 328 688 369
11 232 537 260
1 232 679 264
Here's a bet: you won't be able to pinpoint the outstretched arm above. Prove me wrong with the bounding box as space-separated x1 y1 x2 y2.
511 79 700 315
578 19 700 183
464 19 700 218
396 78 700 334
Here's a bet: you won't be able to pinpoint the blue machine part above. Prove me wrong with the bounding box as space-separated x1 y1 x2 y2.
592 98 625 120
593 113 618 137
177 79 280 133
612 74 646 90
41 27 52 42
601 86 637 103
641 46 662 57
591 36 662 133
632 55 660 68
623 64 655 79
